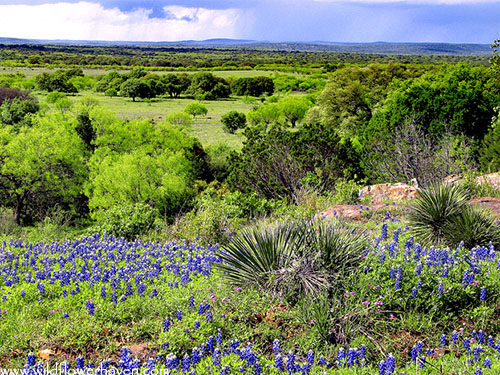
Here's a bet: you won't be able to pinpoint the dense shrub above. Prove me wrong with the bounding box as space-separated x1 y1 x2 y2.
93 202 158 240
228 122 363 201
221 110 246 133
231 76 274 97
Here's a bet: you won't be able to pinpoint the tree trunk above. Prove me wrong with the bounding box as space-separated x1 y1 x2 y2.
14 195 23 225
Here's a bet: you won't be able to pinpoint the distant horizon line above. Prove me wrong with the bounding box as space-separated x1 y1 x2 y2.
0 36 492 46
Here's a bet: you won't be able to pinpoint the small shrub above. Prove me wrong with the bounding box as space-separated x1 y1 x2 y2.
184 103 208 118
221 110 246 134
92 203 158 240
104 88 117 97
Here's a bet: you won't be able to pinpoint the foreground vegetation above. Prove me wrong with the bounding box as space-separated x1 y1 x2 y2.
1 40 500 373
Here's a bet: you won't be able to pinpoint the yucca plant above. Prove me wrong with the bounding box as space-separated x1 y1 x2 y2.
408 182 470 246
314 221 369 291
217 219 368 300
444 206 500 249
409 182 500 248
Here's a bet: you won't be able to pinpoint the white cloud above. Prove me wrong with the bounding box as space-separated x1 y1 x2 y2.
0 1 246 41
313 0 498 4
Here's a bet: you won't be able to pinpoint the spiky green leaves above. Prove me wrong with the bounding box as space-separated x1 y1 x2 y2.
409 182 500 248
217 220 368 300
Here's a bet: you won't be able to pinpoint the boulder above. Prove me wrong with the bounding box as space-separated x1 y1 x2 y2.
359 182 418 204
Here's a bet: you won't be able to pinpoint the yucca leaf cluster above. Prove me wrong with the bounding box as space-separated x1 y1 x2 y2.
217 220 369 300
409 182 500 248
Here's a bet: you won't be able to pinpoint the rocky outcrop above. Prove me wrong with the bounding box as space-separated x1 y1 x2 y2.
359 182 418 204
475 173 500 190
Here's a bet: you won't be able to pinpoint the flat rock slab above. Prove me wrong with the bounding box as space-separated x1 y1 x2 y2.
471 197 500 217
317 203 406 222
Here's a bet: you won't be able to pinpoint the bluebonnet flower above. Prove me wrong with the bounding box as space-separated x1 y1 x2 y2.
480 287 487 301
337 348 345 367
149 289 158 298
212 348 221 367
273 339 282 355
286 352 295 374
378 360 385 375
415 341 423 356
452 330 459 345
439 334 447 347
206 310 213 323
207 336 215 352
165 353 179 370
162 342 169 351
411 287 418 298
385 353 395 374
474 367 482 375
189 295 195 308
194 320 200 330
410 346 418 362
176 310 182 321
381 223 388 240
181 354 191 371
76 357 85 370
274 354 284 371
389 267 396 279
394 270 402 291
220 365 230 375
146 358 155 375
216 329 223 345
487 336 495 347
86 300 95 316
473 346 483 363
484 357 492 369
318 356 326 366
346 348 357 368
418 356 426 369
137 283 146 296
464 338 471 354
100 285 106 299
437 278 444 297
477 330 485 344
442 265 449 278
37 282 45 297
163 318 170 332
27 353 36 367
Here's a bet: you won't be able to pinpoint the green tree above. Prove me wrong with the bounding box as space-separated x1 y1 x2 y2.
491 39 500 70
86 109 207 219
0 113 87 224
228 122 362 201
363 64 499 146
231 77 274 97
184 103 208 118
119 78 152 101
479 108 500 172
279 96 312 127
221 110 246 133
187 72 230 100
0 97 39 129
246 104 282 126
161 73 191 98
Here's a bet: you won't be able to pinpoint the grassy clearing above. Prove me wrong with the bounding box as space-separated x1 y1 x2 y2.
1 66 302 79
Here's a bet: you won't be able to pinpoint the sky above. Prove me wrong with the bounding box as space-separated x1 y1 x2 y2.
0 0 498 43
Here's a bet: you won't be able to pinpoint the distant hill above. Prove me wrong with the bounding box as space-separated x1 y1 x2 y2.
0 37 492 56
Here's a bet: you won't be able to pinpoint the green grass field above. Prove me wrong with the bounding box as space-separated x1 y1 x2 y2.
1 66 302 79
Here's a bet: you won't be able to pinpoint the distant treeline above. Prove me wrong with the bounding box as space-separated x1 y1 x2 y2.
0 44 491 71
